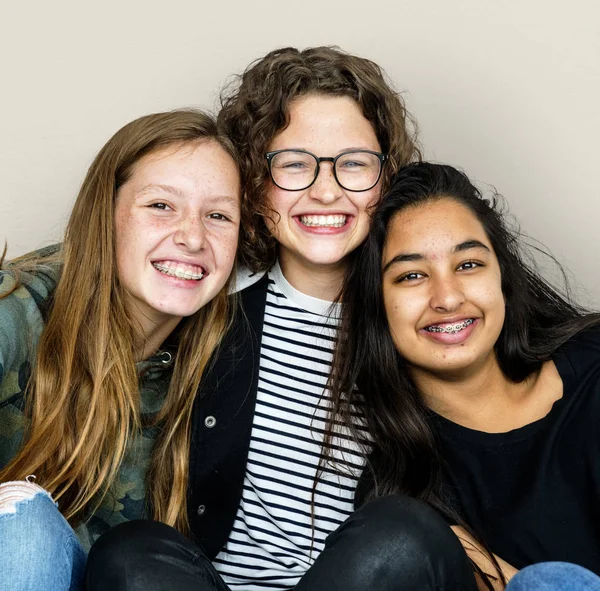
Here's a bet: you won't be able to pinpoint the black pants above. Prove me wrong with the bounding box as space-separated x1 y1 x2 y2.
85 496 478 590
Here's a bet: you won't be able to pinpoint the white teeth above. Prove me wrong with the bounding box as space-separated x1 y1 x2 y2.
152 262 204 281
300 214 347 228
425 319 474 334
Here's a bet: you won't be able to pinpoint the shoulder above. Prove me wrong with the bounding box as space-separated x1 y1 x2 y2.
236 270 270 320
553 323 600 385
556 324 600 362
0 262 60 319
229 266 267 294
0 262 61 379
1 244 61 301
228 272 270 343
1 263 59 300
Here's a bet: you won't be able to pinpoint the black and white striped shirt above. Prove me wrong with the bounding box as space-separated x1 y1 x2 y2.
214 263 367 590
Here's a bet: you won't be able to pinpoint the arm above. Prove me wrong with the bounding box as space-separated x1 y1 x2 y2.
451 525 518 591
0 268 54 468
0 271 47 392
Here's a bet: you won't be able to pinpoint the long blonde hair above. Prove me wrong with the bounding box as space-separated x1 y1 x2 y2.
0 110 238 533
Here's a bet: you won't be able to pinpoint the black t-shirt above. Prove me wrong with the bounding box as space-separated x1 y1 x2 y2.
432 327 600 574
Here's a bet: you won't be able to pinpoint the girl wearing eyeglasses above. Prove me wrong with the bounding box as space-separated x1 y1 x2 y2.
85 48 490 590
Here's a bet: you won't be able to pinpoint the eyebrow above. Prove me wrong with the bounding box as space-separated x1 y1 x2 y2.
454 239 490 254
382 239 491 273
137 184 239 205
138 183 185 198
276 146 380 155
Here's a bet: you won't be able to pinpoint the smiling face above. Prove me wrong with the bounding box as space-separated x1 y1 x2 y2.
382 198 505 381
266 94 382 282
114 140 240 334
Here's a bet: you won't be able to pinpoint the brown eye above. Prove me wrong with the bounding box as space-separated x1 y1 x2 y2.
396 272 425 283
457 261 482 271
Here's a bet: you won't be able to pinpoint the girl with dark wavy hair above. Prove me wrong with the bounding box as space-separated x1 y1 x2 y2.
329 162 600 589
86 48 488 591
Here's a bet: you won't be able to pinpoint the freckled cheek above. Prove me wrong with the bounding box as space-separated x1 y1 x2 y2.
356 187 381 212
115 214 138 266
211 230 239 267
115 214 164 272
265 191 290 226
352 216 371 242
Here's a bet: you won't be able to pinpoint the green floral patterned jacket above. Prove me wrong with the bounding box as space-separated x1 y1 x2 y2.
0 262 175 551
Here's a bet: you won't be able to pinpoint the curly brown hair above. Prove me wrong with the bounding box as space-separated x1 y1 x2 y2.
218 46 422 272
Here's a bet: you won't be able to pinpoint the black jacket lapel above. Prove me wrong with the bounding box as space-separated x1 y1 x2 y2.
187 274 269 557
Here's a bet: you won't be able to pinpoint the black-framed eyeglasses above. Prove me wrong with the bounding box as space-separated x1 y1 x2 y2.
265 149 388 192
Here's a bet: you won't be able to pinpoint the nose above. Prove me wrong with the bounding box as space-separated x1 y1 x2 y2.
307 162 344 204
174 215 207 252
429 274 465 313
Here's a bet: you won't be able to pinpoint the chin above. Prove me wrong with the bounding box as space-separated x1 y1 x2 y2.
430 355 489 378
149 298 208 320
302 249 352 267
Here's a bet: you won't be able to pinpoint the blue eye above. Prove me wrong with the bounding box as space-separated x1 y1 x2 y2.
208 213 230 221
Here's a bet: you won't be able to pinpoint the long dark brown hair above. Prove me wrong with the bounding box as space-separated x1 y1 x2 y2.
0 110 239 534
328 162 600 586
218 45 421 272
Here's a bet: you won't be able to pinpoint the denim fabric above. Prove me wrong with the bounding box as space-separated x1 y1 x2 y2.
0 490 86 591
507 562 600 590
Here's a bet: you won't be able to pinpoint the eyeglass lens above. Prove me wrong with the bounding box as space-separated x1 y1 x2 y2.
269 150 382 191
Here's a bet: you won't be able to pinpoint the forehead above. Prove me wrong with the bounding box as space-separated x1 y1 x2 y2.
269 94 380 152
385 199 489 254
125 140 240 194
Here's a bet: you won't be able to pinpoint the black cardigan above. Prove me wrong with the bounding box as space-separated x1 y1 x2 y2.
187 275 269 558
186 274 372 558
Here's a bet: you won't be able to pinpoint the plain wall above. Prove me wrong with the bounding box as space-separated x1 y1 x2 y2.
1 0 598 305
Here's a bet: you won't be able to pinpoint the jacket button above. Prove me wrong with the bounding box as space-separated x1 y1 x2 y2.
197 504 206 516
204 416 216 428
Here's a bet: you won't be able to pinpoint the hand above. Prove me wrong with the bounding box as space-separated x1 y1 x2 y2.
451 525 519 590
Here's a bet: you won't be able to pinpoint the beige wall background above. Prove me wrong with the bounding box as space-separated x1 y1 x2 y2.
1 0 598 305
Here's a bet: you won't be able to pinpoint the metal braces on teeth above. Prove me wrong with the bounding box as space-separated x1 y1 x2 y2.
426 319 474 333
153 263 204 280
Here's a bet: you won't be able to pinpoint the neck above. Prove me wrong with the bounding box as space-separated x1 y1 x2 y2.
132 310 182 362
278 251 347 301
413 354 540 432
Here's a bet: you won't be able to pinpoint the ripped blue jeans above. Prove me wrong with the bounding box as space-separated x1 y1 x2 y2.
0 480 86 591
3 480 599 591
